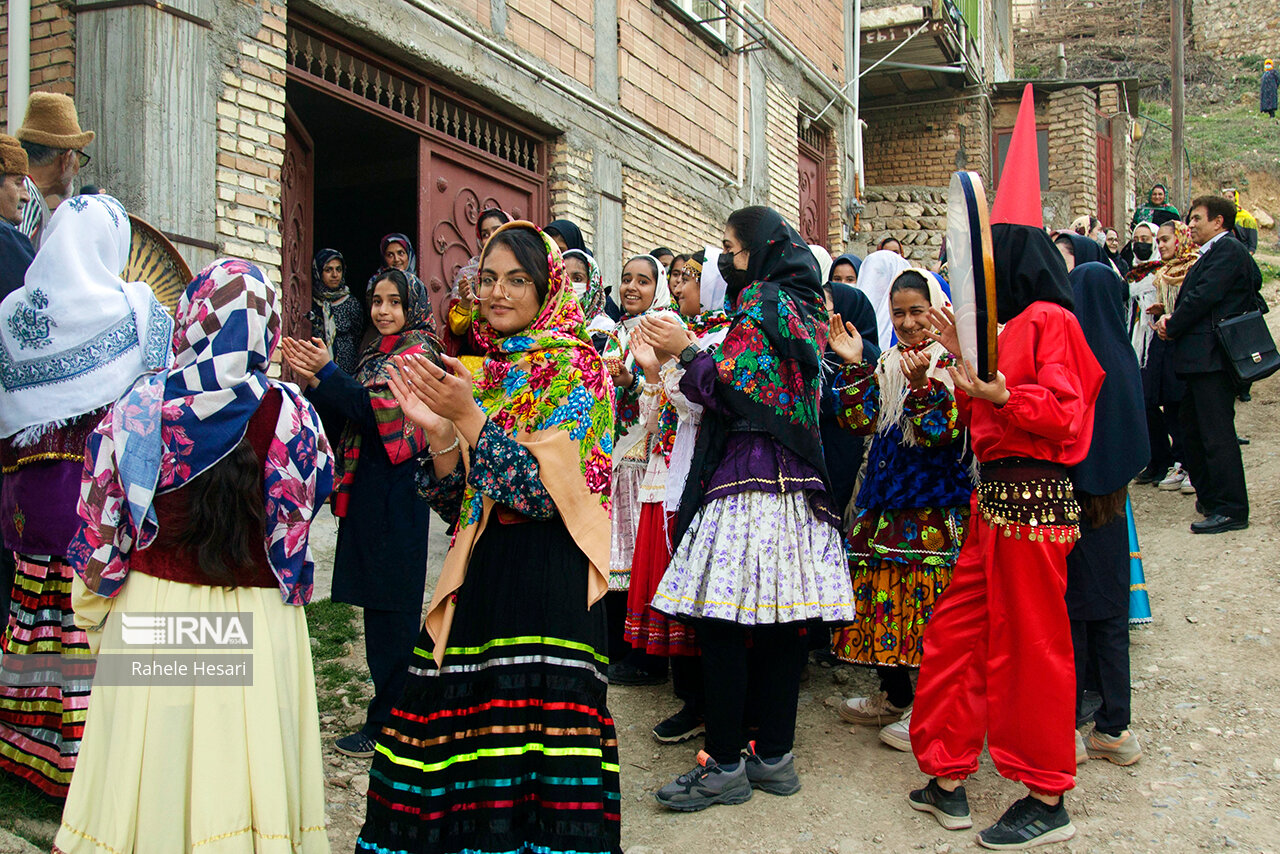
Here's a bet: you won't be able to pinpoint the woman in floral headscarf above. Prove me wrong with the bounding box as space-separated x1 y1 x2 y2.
1134 220 1199 489
58 258 332 853
282 267 440 759
356 221 619 854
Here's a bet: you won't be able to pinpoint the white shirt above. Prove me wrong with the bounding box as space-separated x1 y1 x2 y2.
1197 230 1228 255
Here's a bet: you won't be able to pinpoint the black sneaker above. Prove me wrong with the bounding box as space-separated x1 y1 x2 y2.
607 660 666 686
977 795 1076 850
335 731 376 758
743 740 801 796
1132 467 1161 485
654 751 753 811
1075 690 1102 728
652 704 705 744
908 778 972 830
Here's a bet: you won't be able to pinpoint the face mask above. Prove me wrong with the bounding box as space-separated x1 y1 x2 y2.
1133 242 1154 261
718 251 747 293
571 278 587 300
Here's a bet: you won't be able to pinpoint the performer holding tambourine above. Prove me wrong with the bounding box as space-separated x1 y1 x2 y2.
906 85 1106 850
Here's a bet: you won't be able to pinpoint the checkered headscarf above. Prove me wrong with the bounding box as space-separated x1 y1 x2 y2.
68 259 335 604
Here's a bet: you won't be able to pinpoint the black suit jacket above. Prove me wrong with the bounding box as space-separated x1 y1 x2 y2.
1165 233 1263 375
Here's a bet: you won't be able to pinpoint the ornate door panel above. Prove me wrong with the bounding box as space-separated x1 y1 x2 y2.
421 141 543 327
798 138 828 249
1095 121 1113 230
282 107 314 381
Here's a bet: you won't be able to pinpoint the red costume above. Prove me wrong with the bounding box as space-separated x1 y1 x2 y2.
910 302 1103 795
909 83 1105 797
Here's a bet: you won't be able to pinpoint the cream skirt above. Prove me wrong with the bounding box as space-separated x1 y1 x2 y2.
54 571 330 853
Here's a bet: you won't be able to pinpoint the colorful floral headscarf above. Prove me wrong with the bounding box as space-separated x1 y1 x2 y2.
563 248 606 321
1152 220 1199 310
465 221 615 530
67 259 335 604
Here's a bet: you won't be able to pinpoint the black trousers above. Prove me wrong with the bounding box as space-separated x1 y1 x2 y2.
700 621 807 764
1145 400 1183 474
363 607 423 736
1071 615 1130 735
1180 370 1248 519
671 655 705 715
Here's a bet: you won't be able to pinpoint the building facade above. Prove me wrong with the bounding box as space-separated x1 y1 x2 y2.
1 0 874 339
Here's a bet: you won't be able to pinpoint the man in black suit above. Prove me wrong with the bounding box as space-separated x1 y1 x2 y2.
1156 195 1263 534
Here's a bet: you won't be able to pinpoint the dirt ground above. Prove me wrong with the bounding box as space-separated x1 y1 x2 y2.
312 282 1280 854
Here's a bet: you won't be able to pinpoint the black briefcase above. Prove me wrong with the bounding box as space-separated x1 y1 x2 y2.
1216 311 1280 383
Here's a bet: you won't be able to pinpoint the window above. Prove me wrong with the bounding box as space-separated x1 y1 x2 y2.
994 128 1050 191
661 0 730 48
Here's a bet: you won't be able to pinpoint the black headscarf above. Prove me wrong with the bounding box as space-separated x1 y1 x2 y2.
545 219 588 255
993 223 1074 323
0 221 35 301
676 207 831 541
828 282 880 360
829 252 862 280
1066 262 1150 494
1058 231 1105 267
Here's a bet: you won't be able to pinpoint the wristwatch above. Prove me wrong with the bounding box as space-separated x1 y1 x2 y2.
678 343 701 366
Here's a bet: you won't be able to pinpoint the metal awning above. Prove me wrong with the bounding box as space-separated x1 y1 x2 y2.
858 1 980 99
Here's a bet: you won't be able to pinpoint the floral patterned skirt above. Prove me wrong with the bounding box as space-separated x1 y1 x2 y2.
832 505 968 667
652 490 855 625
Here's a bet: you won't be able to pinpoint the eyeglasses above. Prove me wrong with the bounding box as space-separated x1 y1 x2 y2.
74 150 90 168
476 274 534 299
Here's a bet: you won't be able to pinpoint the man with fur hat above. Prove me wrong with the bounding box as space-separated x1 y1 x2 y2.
15 91 94 249
0 132 33 642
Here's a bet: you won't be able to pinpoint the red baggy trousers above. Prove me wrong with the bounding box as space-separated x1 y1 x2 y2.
910 492 1077 795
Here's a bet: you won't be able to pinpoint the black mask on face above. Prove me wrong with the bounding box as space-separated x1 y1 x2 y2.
1133 242 1154 261
719 250 748 294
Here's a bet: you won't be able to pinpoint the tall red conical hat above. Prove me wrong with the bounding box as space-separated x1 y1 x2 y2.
990 84 1042 228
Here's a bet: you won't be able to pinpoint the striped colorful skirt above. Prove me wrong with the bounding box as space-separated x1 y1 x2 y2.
0 554 92 799
358 517 621 854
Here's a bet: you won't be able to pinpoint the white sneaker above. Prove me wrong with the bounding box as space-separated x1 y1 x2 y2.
838 692 910 726
1180 475 1196 495
879 709 912 752
1158 464 1186 490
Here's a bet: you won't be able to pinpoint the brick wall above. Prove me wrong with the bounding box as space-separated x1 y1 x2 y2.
506 0 594 87
1046 85 1097 220
620 167 723 261
765 78 799 225
214 1 288 282
857 186 947 263
547 140 596 248
768 0 845 82
0 0 77 131
825 131 845 252
863 96 991 187
617 0 740 172
440 0 492 29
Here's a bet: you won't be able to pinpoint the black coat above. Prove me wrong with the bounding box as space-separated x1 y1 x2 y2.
1262 69 1279 113
1165 234 1263 375
308 367 431 613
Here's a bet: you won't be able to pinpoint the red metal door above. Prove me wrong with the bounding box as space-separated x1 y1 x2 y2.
421 141 543 331
797 138 828 248
1096 127 1113 229
282 107 315 380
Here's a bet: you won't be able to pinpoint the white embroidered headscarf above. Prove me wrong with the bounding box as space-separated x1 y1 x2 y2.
0 194 173 439
875 269 955 445
605 253 676 368
855 249 912 350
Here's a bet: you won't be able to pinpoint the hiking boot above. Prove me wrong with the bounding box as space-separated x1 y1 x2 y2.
335 731 377 759
879 709 912 752
838 692 910 726
908 778 972 830
1085 728 1143 766
743 741 801 796
1157 464 1186 490
607 660 665 686
1074 730 1087 765
655 751 753 811
977 795 1075 850
652 704 705 744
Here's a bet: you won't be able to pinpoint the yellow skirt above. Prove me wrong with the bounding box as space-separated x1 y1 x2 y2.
54 572 330 854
